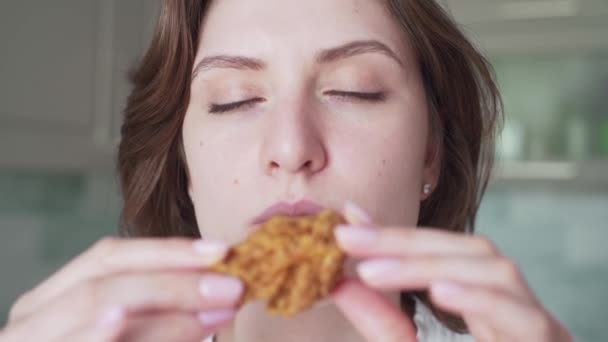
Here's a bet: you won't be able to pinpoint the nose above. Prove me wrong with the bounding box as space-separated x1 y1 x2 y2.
260 100 327 177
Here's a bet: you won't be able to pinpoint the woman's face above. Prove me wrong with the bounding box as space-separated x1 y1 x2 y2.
183 0 436 242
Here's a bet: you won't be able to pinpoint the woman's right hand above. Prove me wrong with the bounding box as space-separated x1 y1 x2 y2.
0 237 243 341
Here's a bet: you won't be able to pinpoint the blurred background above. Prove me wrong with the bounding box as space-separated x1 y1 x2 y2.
0 0 607 340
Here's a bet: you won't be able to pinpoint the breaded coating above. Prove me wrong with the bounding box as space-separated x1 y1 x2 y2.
209 209 347 317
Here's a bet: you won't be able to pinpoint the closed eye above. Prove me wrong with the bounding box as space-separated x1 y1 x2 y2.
208 98 265 114
207 91 386 114
323 90 387 103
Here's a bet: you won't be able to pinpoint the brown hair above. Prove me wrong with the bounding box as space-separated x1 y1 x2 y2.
118 0 502 333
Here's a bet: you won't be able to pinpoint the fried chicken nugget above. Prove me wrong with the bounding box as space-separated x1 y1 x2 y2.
209 209 347 317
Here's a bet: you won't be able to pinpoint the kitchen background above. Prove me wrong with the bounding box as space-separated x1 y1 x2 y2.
1 0 607 340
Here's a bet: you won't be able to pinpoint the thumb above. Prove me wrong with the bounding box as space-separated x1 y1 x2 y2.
332 279 417 342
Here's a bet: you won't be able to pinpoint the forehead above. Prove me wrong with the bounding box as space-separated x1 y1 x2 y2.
198 0 411 62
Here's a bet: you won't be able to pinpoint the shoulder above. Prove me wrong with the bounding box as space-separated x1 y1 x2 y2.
413 296 474 342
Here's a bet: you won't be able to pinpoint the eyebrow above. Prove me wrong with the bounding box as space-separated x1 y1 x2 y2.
191 40 404 78
317 40 404 68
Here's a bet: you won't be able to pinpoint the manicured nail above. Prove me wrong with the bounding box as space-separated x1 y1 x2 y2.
335 225 378 247
198 309 237 326
193 240 229 264
200 274 244 302
357 259 402 282
97 307 125 328
343 201 372 224
431 281 464 298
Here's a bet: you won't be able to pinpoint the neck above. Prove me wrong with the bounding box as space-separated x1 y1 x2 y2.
217 292 407 342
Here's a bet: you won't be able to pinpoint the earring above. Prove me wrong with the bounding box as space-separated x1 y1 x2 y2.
423 183 432 195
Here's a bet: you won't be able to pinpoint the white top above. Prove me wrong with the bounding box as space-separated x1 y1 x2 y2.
203 297 473 342
412 297 473 342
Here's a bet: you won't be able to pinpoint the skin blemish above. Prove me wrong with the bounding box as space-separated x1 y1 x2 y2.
233 179 240 185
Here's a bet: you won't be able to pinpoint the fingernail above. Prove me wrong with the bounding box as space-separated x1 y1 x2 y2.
431 282 464 298
97 307 126 328
335 225 378 247
200 274 244 302
193 240 229 264
343 201 372 225
198 309 237 326
358 259 402 282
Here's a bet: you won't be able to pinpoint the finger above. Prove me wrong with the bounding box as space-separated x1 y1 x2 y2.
54 321 124 342
335 225 500 258
55 308 235 342
56 328 122 342
120 310 235 342
332 279 416 342
49 307 126 342
356 256 531 299
430 281 550 341
343 200 373 225
81 271 244 312
17 271 243 340
11 237 228 322
464 317 498 342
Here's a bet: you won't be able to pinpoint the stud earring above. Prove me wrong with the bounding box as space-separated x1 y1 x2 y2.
423 183 432 195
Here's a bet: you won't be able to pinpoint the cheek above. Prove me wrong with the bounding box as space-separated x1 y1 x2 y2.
182 116 252 241
331 111 428 226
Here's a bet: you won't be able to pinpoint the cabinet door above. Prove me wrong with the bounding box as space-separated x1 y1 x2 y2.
0 0 153 171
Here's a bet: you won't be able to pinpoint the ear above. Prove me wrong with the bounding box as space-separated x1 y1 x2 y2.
187 178 196 204
188 186 195 204
421 131 441 200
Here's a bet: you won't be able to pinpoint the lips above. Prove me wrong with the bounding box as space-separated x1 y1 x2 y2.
250 199 326 226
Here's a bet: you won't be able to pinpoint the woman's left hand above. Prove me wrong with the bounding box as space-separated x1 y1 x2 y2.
330 202 573 342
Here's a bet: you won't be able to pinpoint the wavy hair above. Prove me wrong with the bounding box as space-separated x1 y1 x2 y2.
118 0 502 333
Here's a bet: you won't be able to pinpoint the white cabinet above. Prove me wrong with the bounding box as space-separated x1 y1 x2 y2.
445 0 608 53
0 0 160 171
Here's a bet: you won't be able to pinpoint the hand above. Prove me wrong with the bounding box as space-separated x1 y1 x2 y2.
0 237 243 342
331 202 574 342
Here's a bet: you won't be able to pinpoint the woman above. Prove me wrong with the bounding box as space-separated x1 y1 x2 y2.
1 0 573 341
